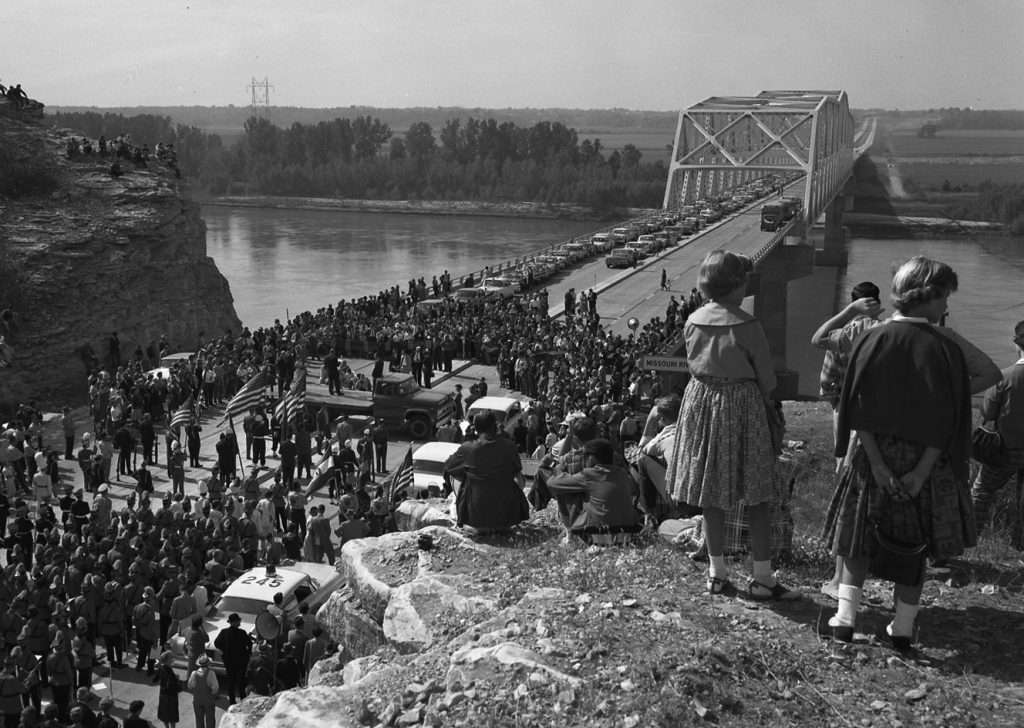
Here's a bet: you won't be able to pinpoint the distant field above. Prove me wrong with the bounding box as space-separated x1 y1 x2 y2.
888 128 1024 156
900 161 1024 188
577 128 675 161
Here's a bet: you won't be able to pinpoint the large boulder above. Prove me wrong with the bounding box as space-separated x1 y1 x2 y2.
338 526 493 623
316 590 386 659
219 686 364 728
383 573 498 654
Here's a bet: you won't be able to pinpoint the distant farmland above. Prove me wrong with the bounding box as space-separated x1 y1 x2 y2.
888 128 1024 157
884 125 1024 190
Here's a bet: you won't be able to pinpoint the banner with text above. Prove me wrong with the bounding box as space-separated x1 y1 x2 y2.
640 355 689 373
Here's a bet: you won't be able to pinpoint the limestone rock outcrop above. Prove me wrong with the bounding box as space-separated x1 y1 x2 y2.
394 498 455 531
0 113 239 412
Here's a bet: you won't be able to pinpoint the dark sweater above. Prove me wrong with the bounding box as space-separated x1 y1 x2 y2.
837 320 971 480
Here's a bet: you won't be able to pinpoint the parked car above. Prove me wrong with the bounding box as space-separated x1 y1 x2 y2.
480 277 517 298
411 441 461 495
462 396 526 438
564 242 593 259
635 234 657 254
168 564 343 672
453 287 491 303
606 249 638 268
625 241 649 259
590 233 614 252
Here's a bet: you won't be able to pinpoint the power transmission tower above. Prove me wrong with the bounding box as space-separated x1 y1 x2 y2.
247 77 274 119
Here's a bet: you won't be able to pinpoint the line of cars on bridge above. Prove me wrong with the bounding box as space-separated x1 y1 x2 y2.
604 173 802 268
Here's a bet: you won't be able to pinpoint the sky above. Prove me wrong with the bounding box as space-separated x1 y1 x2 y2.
4 0 1022 111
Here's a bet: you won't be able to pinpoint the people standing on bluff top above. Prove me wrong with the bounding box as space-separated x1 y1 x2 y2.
665 250 799 601
822 256 999 651
810 280 884 599
971 319 1024 545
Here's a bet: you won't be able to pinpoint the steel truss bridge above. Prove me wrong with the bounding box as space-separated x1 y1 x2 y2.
663 90 860 229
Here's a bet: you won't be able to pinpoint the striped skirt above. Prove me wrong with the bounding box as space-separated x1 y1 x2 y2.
666 378 782 510
822 434 977 560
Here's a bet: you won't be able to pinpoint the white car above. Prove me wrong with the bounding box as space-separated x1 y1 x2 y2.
453 287 491 302
411 441 461 495
462 396 526 437
168 564 343 672
480 277 518 299
590 233 614 252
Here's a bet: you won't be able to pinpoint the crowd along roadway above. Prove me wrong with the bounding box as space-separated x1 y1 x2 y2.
47 180 801 723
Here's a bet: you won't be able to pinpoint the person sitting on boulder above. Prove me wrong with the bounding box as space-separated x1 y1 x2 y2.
444 411 528 536
546 438 639 541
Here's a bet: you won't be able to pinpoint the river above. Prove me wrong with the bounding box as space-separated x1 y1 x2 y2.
203 205 1024 394
202 205 597 325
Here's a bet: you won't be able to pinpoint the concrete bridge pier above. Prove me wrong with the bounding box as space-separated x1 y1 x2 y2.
815 194 849 267
749 244 816 400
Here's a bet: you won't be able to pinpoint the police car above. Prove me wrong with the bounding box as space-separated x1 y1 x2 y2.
410 441 461 495
461 396 525 438
168 564 343 671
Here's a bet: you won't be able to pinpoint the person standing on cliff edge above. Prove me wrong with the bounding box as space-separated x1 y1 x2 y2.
811 281 884 599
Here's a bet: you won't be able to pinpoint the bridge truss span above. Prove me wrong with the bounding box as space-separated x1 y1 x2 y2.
663 90 854 228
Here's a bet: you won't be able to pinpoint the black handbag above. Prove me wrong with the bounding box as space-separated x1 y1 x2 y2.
971 426 1002 467
868 496 929 587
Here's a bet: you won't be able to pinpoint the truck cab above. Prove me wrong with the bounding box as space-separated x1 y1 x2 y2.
373 373 455 440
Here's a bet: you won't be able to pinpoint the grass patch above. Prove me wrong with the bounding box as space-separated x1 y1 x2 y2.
901 161 1024 189
888 129 1024 156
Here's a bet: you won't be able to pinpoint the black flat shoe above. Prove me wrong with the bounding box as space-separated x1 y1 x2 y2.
888 634 913 653
832 625 854 643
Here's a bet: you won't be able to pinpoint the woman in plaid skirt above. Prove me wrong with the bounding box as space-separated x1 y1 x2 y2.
823 256 999 650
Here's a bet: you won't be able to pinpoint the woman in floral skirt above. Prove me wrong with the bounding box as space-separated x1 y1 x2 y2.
665 250 798 600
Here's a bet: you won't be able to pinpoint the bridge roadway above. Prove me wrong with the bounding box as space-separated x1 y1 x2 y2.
535 179 806 337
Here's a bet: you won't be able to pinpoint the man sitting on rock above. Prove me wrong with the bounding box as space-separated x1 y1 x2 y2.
444 411 528 536
546 438 639 542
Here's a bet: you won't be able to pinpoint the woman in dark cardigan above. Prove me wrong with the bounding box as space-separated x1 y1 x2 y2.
823 256 999 650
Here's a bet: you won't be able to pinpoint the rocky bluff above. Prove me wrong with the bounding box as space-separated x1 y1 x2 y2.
0 108 239 413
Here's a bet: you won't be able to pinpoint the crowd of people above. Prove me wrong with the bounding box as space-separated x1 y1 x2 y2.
4 229 1024 728
61 132 181 180
0 80 31 109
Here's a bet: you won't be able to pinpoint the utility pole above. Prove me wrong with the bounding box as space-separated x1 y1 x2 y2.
247 77 274 120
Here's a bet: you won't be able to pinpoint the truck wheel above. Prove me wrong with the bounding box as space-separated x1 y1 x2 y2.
408 416 432 441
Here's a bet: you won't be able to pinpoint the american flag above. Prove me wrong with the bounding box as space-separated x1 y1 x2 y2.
168 396 194 431
387 446 414 504
220 371 268 423
274 372 306 425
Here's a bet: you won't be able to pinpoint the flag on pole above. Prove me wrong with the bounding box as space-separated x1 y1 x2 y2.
274 373 306 425
221 371 268 424
387 446 414 504
168 396 194 431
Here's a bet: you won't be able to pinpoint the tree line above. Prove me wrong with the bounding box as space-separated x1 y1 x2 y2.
47 111 667 212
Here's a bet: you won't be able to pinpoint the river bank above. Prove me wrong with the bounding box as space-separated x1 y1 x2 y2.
200 195 639 222
845 212 1009 237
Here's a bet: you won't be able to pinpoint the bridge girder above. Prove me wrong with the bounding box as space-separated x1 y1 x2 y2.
663 90 854 227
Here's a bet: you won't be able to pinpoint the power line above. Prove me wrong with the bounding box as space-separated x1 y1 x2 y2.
247 77 274 119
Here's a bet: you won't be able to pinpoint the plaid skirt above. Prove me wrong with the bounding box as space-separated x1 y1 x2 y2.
666 378 782 510
822 434 977 560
